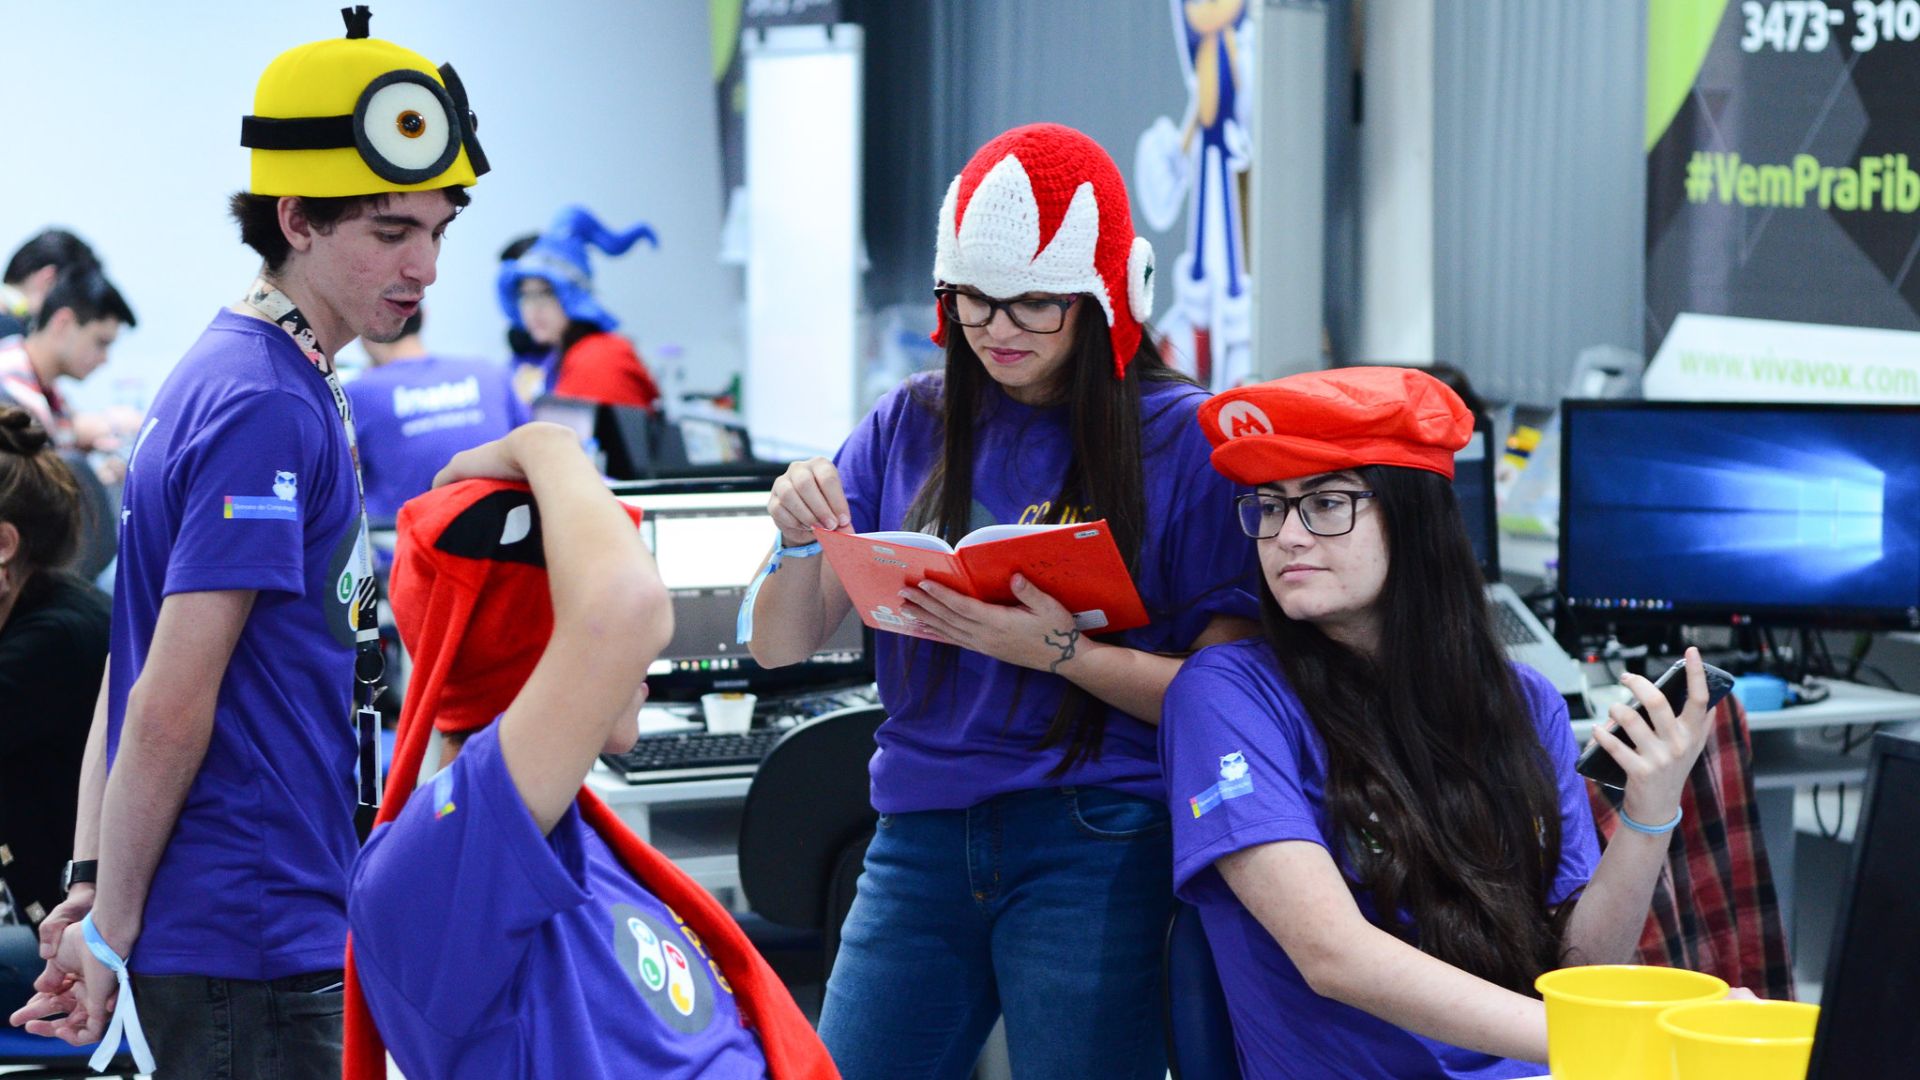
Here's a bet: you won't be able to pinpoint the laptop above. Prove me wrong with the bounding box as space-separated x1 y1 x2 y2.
1453 428 1588 712
1804 732 1920 1076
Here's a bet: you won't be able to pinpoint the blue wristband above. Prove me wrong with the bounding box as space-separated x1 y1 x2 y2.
79 912 158 1073
1616 803 1683 835
735 540 824 643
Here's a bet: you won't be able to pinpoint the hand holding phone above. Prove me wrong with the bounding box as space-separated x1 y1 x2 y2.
1576 651 1735 790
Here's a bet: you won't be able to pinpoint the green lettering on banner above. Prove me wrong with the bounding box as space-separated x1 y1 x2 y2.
1898 155 1920 213
1794 153 1820 204
1737 163 1759 203
1714 151 1742 202
1834 167 1859 210
1757 164 1794 206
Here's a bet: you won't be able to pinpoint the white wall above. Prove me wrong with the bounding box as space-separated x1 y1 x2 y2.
1355 0 1436 364
0 0 740 412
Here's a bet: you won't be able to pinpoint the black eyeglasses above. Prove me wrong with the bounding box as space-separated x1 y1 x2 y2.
1235 490 1376 539
935 287 1077 334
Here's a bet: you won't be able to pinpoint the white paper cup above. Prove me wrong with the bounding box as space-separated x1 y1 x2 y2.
701 692 756 735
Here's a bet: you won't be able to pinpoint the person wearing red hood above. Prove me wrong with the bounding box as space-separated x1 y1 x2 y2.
342 421 836 1080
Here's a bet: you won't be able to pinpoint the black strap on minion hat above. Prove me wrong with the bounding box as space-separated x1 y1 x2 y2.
240 7 490 190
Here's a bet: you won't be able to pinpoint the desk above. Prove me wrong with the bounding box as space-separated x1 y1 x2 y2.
586 769 752 905
1576 679 1920 950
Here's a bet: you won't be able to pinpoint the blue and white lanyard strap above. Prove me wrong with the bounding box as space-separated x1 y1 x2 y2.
79 913 157 1074
736 539 822 643
244 280 385 821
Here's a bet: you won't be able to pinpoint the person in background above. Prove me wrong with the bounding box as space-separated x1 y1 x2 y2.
744 123 1261 1079
0 230 99 344
9 10 488 1076
346 307 527 526
1161 366 1714 1077
497 206 662 411
0 407 110 1010
0 265 137 455
497 232 545 403
342 425 834 1080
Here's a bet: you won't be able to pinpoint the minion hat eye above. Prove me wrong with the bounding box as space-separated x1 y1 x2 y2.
241 6 488 198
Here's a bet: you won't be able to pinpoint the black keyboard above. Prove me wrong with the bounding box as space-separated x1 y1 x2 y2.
601 684 880 783
603 728 787 783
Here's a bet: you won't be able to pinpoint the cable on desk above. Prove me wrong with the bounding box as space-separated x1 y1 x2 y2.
1811 782 1847 841
1844 632 1873 683
1850 663 1903 693
1841 722 1884 755
1811 630 1840 680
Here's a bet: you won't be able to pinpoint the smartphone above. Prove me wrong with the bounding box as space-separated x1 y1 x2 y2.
1575 658 1737 789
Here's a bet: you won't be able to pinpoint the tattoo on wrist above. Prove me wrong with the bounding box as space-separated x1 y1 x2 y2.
1044 627 1081 674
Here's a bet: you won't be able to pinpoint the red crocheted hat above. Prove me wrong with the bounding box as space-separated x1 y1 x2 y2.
931 123 1155 378
1199 367 1475 484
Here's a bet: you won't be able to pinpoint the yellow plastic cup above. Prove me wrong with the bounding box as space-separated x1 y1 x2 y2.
1658 1000 1819 1080
1536 965 1729 1079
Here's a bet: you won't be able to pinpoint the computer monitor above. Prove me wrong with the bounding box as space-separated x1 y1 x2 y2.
614 410 762 475
1805 732 1920 1077
619 486 869 702
530 395 598 445
1559 401 1920 630
1453 426 1499 579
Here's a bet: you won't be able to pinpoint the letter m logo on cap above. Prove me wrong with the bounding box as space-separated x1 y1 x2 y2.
1218 401 1272 439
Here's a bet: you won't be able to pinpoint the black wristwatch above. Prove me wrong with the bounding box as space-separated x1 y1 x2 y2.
61 859 97 893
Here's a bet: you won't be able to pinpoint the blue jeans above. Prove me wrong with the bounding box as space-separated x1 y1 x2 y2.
818 786 1173 1080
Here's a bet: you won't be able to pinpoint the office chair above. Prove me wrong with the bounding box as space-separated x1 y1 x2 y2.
737 704 885 985
1163 901 1242 1080
56 449 116 581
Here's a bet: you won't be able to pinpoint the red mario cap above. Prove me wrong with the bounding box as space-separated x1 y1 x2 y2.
1198 367 1474 484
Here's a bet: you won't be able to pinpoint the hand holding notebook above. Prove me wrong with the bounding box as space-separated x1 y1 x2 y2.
816 520 1149 640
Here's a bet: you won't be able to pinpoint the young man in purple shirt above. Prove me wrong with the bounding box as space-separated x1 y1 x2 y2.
10 12 488 1077
345 308 527 524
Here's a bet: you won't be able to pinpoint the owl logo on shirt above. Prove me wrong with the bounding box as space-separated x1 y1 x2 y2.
273 470 298 501
1190 750 1255 817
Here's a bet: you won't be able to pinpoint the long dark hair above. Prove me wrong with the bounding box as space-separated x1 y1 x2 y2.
901 298 1194 772
1261 464 1571 994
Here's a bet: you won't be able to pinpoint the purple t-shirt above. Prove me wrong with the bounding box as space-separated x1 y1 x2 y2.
350 724 769 1080
1160 639 1599 1079
834 373 1259 812
109 309 362 979
345 355 528 521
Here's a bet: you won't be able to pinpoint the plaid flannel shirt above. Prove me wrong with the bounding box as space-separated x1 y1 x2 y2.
1584 696 1797 1000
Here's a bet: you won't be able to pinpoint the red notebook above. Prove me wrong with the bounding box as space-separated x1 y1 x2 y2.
816 520 1149 640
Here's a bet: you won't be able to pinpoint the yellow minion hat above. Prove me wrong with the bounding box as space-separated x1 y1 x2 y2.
241 6 488 197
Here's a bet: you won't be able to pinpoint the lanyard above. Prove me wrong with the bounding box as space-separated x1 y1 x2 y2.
243 279 385 834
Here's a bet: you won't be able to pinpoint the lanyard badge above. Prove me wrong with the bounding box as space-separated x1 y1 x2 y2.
245 279 387 834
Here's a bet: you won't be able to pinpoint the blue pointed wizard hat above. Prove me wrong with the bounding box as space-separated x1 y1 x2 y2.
497 205 657 332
